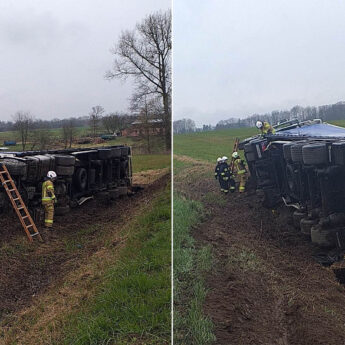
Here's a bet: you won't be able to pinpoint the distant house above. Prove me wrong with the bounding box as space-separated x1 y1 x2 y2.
121 119 165 137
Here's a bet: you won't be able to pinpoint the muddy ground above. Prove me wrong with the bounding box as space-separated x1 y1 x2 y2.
175 160 345 345
0 171 169 319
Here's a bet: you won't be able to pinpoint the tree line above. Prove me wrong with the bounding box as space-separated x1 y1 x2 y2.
174 101 345 133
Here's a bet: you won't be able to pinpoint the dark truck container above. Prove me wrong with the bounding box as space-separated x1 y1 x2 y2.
0 145 132 217
239 119 345 248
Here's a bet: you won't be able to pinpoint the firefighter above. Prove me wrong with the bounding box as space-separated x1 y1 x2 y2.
256 120 275 135
232 152 248 193
218 156 231 194
42 171 57 228
214 157 223 191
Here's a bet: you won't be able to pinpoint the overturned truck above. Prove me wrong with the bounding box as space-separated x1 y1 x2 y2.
0 145 132 219
240 119 345 248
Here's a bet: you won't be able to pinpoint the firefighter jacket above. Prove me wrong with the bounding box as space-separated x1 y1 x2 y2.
233 158 247 175
261 121 275 135
214 163 221 179
42 178 56 205
219 162 231 181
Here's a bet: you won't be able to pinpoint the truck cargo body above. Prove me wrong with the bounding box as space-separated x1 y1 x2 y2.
0 145 132 216
240 120 345 247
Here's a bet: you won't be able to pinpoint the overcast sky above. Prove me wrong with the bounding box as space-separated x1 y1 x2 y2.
0 0 170 121
174 0 345 126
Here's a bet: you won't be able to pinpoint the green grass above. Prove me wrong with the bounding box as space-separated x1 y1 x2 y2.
174 128 257 163
62 184 171 345
132 154 171 173
174 194 215 345
329 120 345 128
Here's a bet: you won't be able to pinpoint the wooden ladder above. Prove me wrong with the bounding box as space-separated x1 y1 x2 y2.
0 163 42 242
230 137 240 172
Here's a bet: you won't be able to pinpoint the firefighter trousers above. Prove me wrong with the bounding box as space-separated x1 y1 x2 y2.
43 202 54 227
238 173 247 193
219 178 229 193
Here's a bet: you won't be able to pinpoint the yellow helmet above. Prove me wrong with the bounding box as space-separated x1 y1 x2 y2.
232 152 239 159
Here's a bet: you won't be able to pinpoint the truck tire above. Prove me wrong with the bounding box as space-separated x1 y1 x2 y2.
98 149 112 160
111 148 121 158
293 210 306 229
300 218 317 235
121 147 129 156
56 165 75 176
245 152 256 162
75 168 88 191
302 143 328 165
283 143 294 162
331 142 345 165
54 155 76 166
55 205 70 216
244 142 254 153
311 225 337 248
2 159 27 177
290 143 305 163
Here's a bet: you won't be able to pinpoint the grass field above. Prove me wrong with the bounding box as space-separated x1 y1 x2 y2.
132 154 171 173
62 184 171 345
174 194 215 345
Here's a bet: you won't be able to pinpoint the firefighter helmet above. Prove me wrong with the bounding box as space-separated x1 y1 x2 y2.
217 157 222 162
47 171 57 180
222 156 228 161
232 152 239 159
256 121 263 129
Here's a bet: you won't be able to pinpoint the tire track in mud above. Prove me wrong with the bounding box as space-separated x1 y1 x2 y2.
175 161 345 345
0 172 169 318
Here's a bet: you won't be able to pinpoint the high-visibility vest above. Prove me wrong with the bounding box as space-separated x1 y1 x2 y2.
262 122 275 134
42 180 56 204
234 159 247 175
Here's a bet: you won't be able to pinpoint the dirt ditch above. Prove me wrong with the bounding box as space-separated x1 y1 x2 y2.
0 171 169 319
175 162 345 345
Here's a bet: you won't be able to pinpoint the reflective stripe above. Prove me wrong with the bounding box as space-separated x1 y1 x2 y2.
239 187 245 191
221 172 225 175
42 197 53 201
47 186 54 190
238 170 246 175
230 187 235 190
45 219 53 223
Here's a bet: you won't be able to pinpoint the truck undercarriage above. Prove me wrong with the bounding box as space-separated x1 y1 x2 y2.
240 120 345 248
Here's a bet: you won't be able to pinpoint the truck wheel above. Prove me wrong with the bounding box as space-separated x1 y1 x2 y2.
98 149 112 159
75 168 88 191
302 143 328 165
290 143 305 163
245 152 256 162
54 155 76 166
283 143 294 162
244 142 254 153
2 159 27 177
56 165 75 176
55 205 71 216
300 218 318 235
293 210 306 229
311 225 337 248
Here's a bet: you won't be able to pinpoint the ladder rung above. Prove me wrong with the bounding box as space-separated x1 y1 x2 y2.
2 180 11 183
18 207 24 210
13 198 20 201
22 216 29 219
31 232 39 237
8 189 16 192
26 224 33 228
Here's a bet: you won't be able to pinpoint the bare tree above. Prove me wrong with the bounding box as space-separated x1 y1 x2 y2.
12 111 33 151
106 10 171 150
102 112 125 134
89 106 104 137
62 119 77 148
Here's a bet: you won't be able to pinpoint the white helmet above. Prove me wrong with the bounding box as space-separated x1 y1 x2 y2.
47 171 57 179
217 157 222 163
222 156 228 161
232 152 239 159
256 121 263 129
